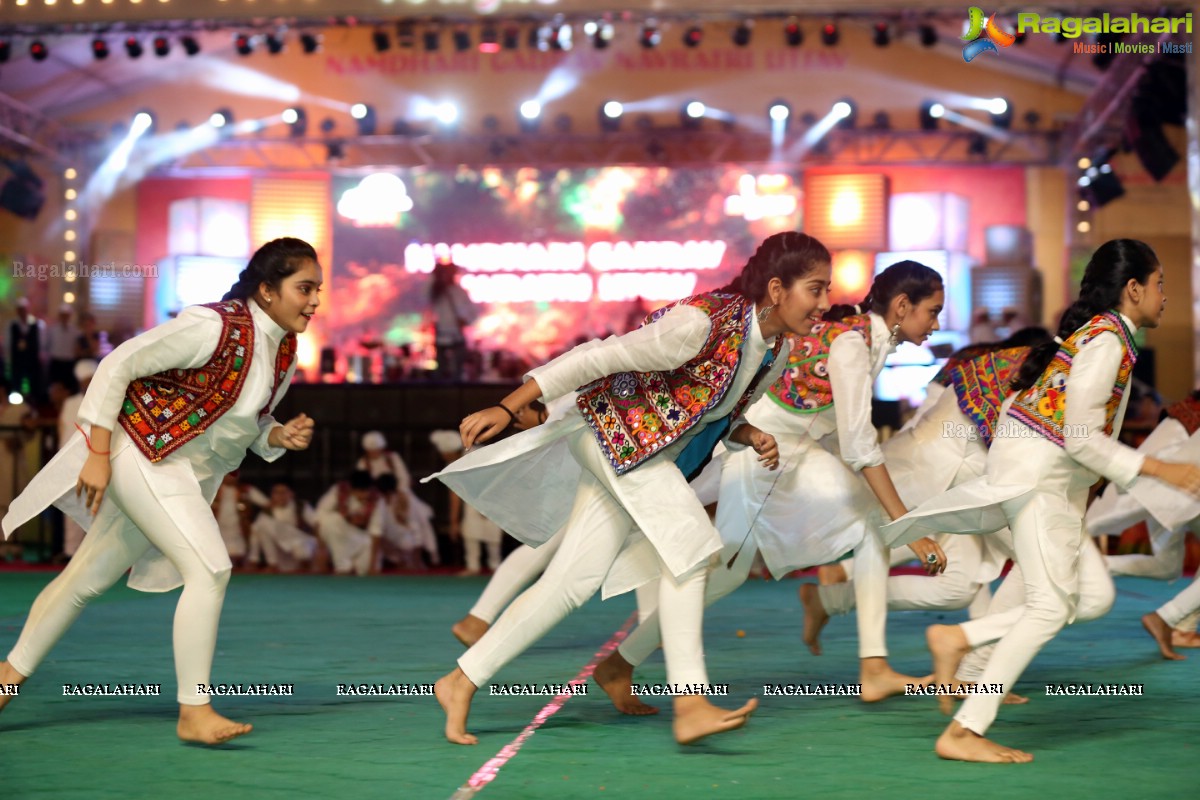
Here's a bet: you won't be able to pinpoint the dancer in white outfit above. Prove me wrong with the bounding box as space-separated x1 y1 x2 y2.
431 232 834 745
883 239 1200 763
57 358 96 558
0 237 319 744
603 261 949 704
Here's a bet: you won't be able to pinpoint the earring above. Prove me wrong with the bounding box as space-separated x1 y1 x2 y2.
266 296 273 305
888 323 901 346
757 305 774 323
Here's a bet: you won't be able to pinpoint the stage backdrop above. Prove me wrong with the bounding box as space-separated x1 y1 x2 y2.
330 165 802 366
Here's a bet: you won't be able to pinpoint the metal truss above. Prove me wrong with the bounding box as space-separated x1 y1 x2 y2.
0 92 93 163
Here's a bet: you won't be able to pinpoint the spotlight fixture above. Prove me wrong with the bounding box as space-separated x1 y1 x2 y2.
919 100 942 130
832 98 857 129
733 21 753 47
396 20 415 49
870 111 891 131
768 100 792 129
209 108 233 130
181 36 200 56
265 33 284 55
125 36 143 59
919 24 937 47
478 23 499 53
300 33 320 54
319 117 337 135
29 40 48 62
283 106 308 137
502 25 520 51
1023 109 1041 129
552 23 573 51
599 100 623 132
519 100 541 132
153 35 170 58
967 134 988 157
784 19 802 47
591 21 614 49
680 100 705 130
434 102 459 128
91 37 109 60
988 97 1012 129
683 25 703 48
820 22 839 46
872 22 890 47
640 22 661 49
452 26 471 53
234 33 252 56
423 28 440 51
351 103 377 135
372 29 391 53
132 110 156 135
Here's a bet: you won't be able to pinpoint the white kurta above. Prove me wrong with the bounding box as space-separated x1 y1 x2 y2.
427 303 789 596
717 312 896 576
2 300 295 591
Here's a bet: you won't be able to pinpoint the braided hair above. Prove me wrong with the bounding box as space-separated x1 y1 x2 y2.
222 238 319 302
824 260 943 322
1011 239 1159 393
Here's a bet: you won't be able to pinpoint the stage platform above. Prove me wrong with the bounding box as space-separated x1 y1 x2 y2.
1 571 1196 799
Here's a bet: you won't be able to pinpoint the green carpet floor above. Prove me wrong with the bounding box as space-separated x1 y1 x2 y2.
1 572 1196 800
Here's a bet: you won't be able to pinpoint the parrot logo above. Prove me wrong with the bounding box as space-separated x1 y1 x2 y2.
961 7 1016 61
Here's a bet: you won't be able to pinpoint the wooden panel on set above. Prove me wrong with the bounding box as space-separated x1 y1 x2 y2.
804 173 889 251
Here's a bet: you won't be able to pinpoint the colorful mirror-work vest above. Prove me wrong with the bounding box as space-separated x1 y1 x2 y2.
766 314 873 414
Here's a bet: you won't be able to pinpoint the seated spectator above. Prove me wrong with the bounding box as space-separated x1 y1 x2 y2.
211 472 269 569
248 480 326 573
356 430 439 565
375 473 423 571
430 429 505 576
315 470 384 576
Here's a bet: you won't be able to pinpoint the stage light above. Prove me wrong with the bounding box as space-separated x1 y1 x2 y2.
452 26 471 53
30 40 48 62
1014 31 1028 45
988 97 1012 129
552 23 573 51
768 101 791 123
352 103 376 135
372 29 391 53
153 36 170 57
265 33 284 55
784 19 802 47
209 108 233 128
872 22 890 47
300 33 320 54
423 29 440 51
326 141 345 163
640 22 661 49
478 23 499 53
821 22 839 46
870 111 891 131
591 21 613 49
919 101 942 130
502 25 520 51
733 21 753 47
283 107 308 137
967 134 988 156
234 33 252 56
1023 110 1041 130
919 24 937 47
0 41 9 64
434 102 459 127
1077 157 1092 169
681 100 705 130
520 100 542 121
683 25 703 48
832 98 857 129
599 101 623 132
125 36 143 58
92 37 109 60
132 110 155 135
181 35 200 56
396 20 415 48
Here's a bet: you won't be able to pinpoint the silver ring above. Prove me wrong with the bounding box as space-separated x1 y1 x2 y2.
926 552 939 564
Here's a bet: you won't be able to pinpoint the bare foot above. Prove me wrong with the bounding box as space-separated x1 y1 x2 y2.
817 564 848 585
927 625 971 715
799 584 828 656
1142 613 1185 661
0 661 28 714
935 720 1033 763
1171 630 1200 649
860 658 928 703
435 668 479 745
451 615 490 648
176 704 253 745
593 652 659 716
672 695 757 745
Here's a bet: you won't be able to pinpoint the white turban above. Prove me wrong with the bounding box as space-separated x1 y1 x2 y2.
361 431 387 451
429 429 464 455
74 359 98 382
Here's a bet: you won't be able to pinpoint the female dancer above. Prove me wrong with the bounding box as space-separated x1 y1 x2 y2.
884 239 1200 762
431 232 833 745
0 238 318 744
602 261 948 704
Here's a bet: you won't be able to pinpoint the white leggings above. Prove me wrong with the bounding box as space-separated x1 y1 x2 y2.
458 434 711 688
1157 570 1200 628
469 540 560 623
955 506 1115 735
7 450 230 705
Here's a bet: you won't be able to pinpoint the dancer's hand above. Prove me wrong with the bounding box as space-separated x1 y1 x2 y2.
76 453 111 515
908 536 948 575
1152 461 1200 497
730 424 780 470
460 407 511 448
270 414 315 450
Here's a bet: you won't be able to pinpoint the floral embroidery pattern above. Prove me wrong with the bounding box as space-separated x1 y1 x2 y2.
938 347 1029 446
767 314 872 414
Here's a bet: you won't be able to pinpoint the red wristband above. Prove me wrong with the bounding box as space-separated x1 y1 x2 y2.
75 423 111 456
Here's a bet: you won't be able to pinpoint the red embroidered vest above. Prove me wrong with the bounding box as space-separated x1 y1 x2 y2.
119 300 296 463
1009 312 1137 447
1165 396 1200 436
938 346 1031 447
766 314 873 413
576 292 779 476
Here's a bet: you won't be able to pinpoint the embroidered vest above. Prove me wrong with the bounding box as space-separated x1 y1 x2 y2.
931 343 999 387
1165 396 1200 436
939 346 1031 447
767 314 873 413
1009 312 1137 447
576 292 780 476
119 300 296 463
336 482 380 529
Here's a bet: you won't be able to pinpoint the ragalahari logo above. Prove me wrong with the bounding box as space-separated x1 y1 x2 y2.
961 7 1016 62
